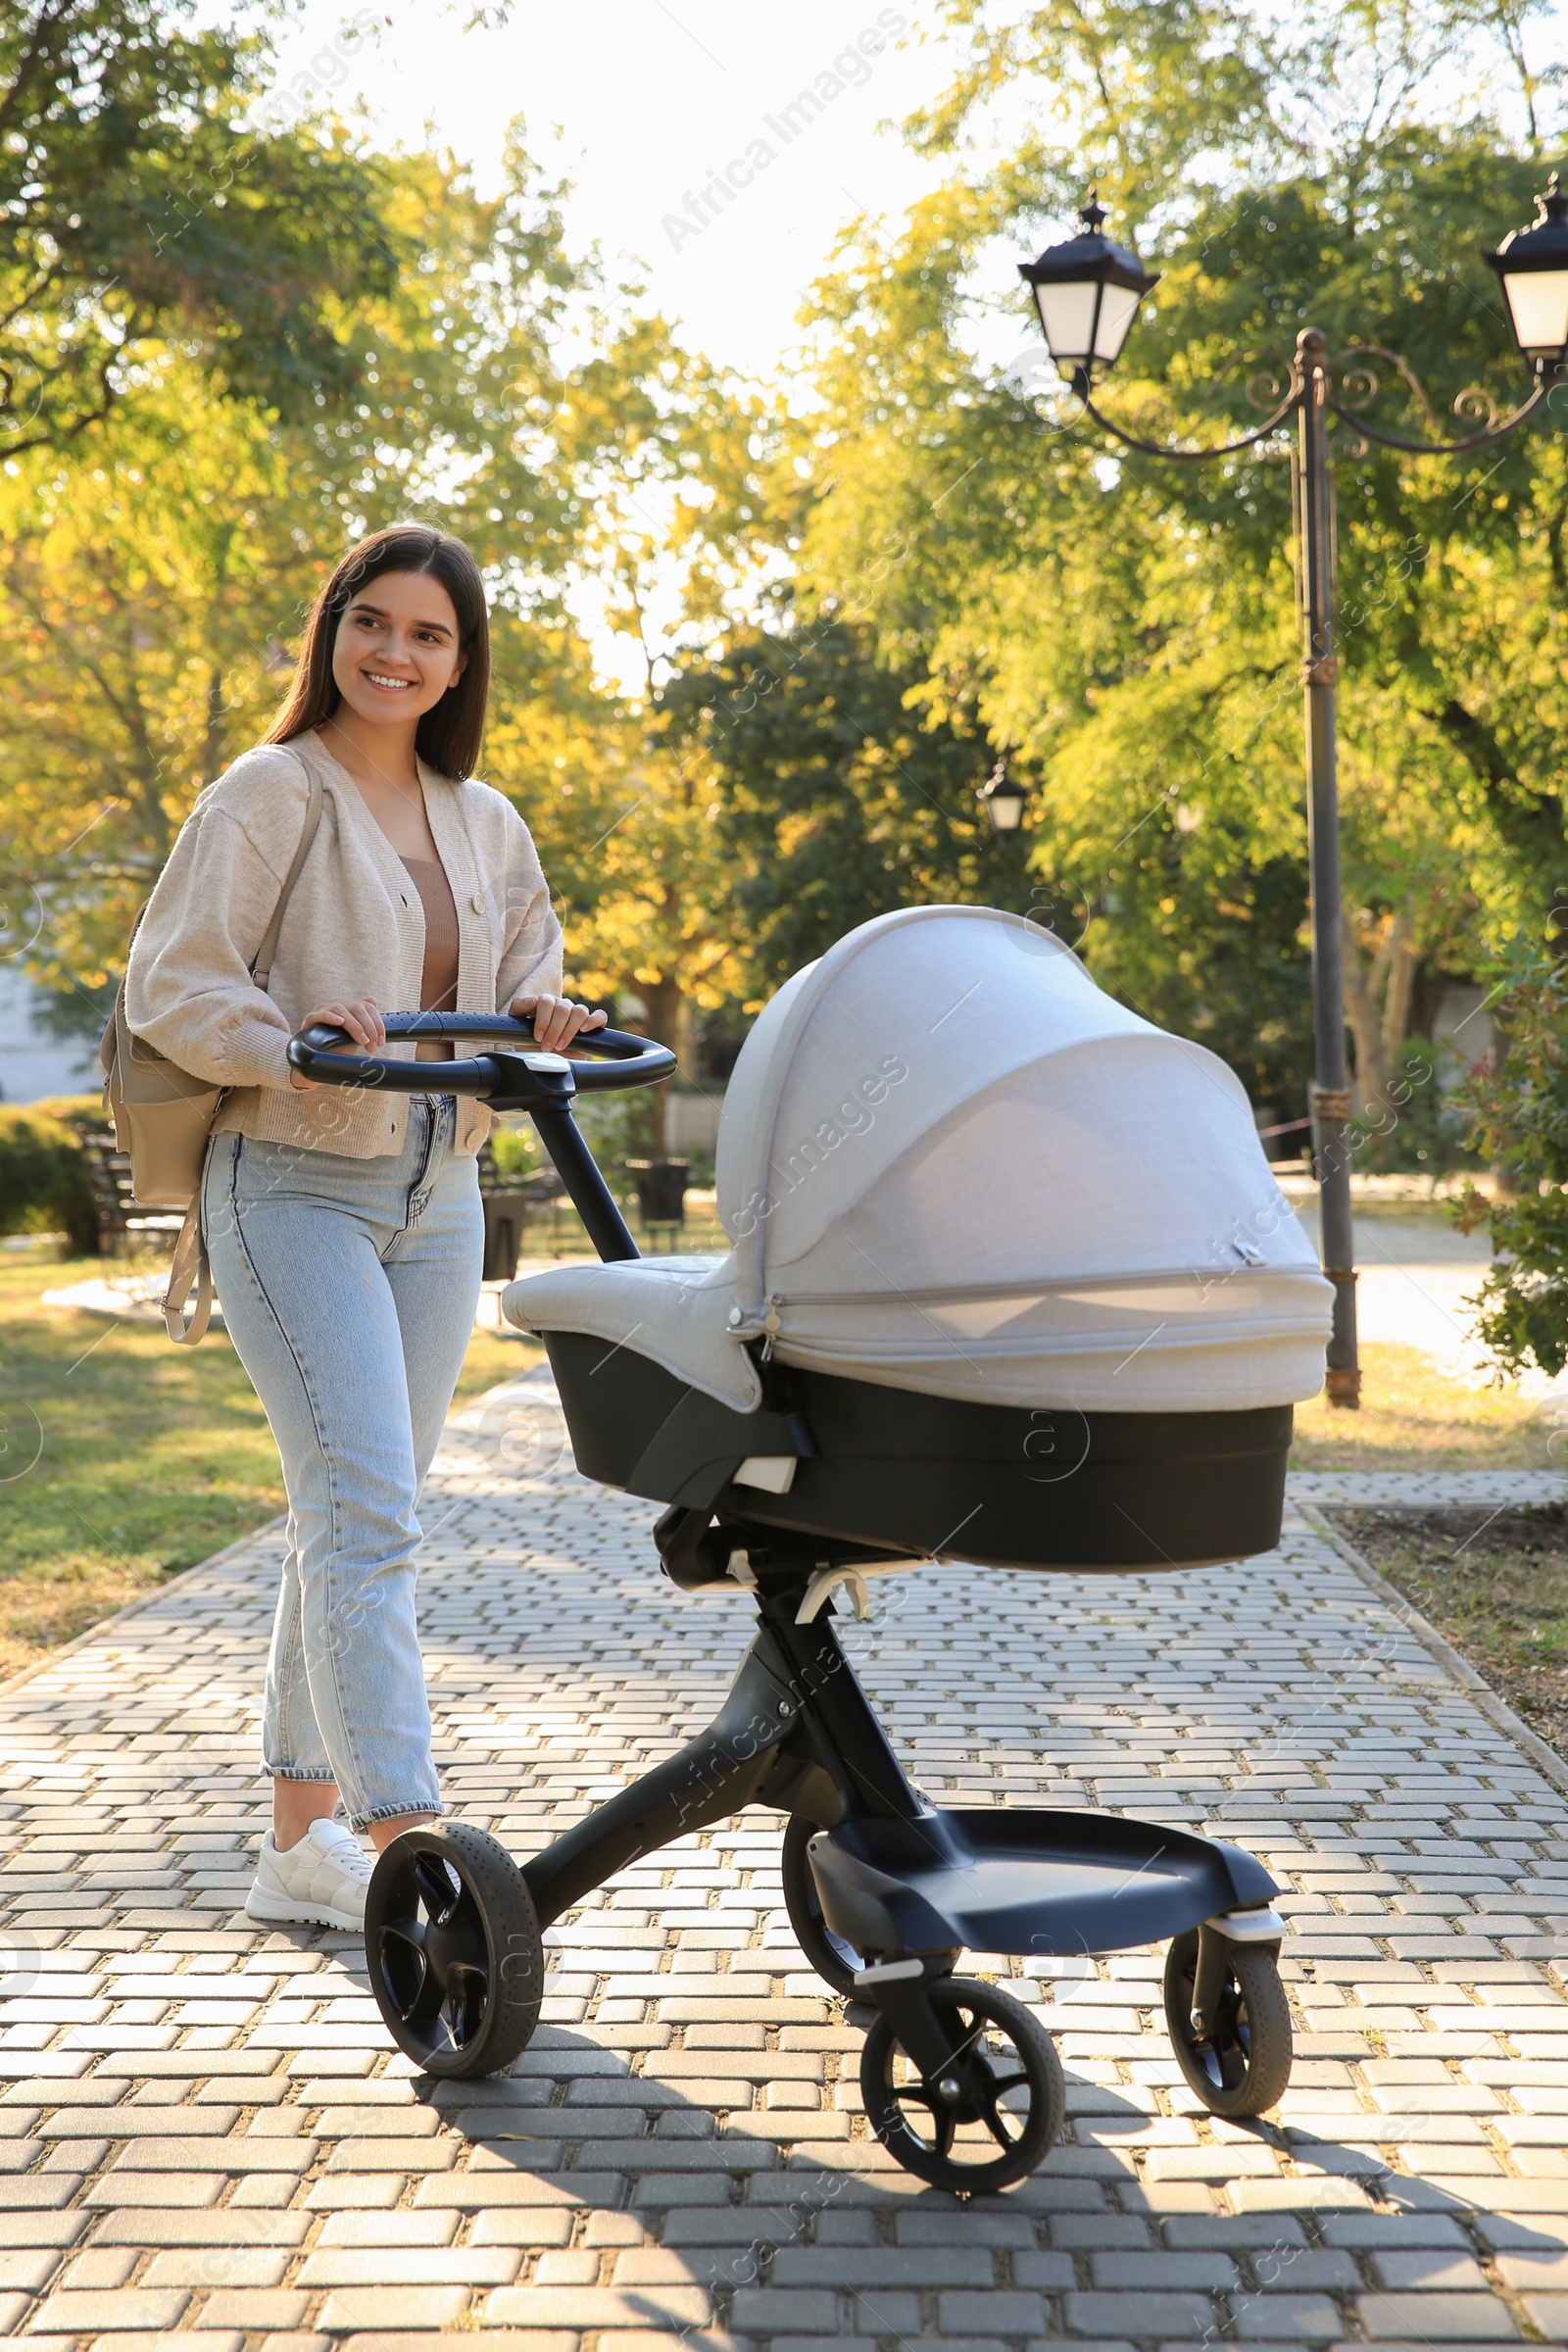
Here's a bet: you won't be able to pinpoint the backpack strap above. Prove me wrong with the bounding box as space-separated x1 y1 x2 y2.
156 749 322 1344
163 1196 213 1346
253 756 324 994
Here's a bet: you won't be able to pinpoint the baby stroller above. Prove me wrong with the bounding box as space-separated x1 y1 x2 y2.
289 906 1334 2193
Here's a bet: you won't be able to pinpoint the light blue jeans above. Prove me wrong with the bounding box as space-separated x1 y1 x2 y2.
204 1097 482 1828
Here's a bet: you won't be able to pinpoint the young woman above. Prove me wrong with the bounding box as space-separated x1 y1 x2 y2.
127 523 605 1930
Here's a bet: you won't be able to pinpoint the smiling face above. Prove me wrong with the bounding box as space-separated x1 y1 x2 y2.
329 568 466 736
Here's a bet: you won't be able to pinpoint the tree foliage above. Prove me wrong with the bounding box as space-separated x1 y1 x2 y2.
0 0 402 454
0 139 699 1030
662 607 1045 996
774 0 1567 1121
1451 940 1568 1375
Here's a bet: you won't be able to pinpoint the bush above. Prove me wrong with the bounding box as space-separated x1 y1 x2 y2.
29 1093 105 1136
0 1104 100 1255
1449 939 1568 1378
486 1119 543 1180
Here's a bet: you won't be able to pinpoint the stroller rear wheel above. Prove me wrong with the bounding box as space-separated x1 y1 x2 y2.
781 1818 865 1996
859 1976 1064 2193
1163 1928 1292 2117
366 1823 542 2080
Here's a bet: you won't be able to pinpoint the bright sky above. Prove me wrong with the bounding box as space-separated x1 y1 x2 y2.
270 0 958 381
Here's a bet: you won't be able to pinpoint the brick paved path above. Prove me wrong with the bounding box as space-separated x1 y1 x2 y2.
1290 1471 1568 1510
3 1375 1568 2349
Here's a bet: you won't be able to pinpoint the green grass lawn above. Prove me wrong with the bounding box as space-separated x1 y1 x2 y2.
0 1246 537 1683
1290 1342 1555 1470
1332 1504 1568 1762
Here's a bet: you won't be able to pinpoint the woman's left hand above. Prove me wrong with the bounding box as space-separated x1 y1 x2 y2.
512 993 610 1055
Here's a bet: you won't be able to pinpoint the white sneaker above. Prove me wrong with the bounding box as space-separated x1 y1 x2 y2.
246 1819 373 1932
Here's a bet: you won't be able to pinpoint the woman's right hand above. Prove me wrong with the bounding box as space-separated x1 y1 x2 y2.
289 997 385 1089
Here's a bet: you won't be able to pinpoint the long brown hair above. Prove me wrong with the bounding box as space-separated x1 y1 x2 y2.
267 524 492 779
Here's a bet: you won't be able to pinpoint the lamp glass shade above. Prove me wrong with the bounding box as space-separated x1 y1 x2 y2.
1031 278 1100 372
1094 280 1145 365
1501 265 1568 358
1485 172 1568 362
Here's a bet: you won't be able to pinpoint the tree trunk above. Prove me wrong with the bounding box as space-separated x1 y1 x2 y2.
635 975 691 1157
1344 906 1422 1121
1379 914 1418 1077
1341 912 1390 1122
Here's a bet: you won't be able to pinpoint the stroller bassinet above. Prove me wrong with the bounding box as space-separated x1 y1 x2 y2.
289 906 1332 2186
503 906 1334 1577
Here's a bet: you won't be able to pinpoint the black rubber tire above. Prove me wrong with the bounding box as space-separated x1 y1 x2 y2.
1163 1930 1293 2118
859 1976 1065 2193
781 1818 865 1996
366 1822 542 2081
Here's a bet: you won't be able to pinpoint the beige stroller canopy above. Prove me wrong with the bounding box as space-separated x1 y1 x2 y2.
506 906 1334 1414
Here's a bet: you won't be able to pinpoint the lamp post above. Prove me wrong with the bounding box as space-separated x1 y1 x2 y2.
1018 175 1568 1407
980 754 1029 835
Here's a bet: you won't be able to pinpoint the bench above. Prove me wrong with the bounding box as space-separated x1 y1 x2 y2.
77 1133 185 1256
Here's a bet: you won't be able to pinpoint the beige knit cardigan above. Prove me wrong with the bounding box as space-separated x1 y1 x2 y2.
124 731 564 1158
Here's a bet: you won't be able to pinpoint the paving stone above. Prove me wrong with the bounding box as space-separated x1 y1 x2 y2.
0 2251 64 2292
414 2171 623 2211
0 2216 87 2252
83 2337 245 2352
91 2211 311 2247
730 2286 841 2329
194 2290 312 2330
774 2246 998 2287
315 2213 459 2247
0 2177 81 2211
1235 2293 1346 2338
321 2135 458 2173
88 2163 231 2217
29 2286 192 2330
315 2287 471 2330
1065 2290 1222 2335
482 2285 712 2327
297 2249 519 2286
1356 2292 1521 2337
144 2247 295 2288
1373 2252 1493 2290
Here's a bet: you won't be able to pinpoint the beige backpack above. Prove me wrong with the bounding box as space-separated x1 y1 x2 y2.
100 759 323 1343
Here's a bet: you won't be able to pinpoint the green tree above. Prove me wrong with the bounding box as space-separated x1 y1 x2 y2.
661 607 1040 997
782 0 1567 1116
0 0 399 454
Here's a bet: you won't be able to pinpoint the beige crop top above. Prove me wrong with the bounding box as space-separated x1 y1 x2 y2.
400 856 460 1058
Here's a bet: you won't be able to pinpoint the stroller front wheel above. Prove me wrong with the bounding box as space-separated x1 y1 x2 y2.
366 1823 542 2080
859 1976 1065 2193
781 1818 866 1996
1163 1928 1292 2117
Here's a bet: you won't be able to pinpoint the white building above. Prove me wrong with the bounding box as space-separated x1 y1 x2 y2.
0 967 100 1104
1431 982 1494 1083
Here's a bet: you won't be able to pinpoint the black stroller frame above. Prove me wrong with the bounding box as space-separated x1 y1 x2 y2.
288 1011 1296 2194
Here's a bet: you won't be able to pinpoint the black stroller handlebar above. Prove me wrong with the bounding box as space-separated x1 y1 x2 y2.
285 1012 676 1098
283 1012 672 1266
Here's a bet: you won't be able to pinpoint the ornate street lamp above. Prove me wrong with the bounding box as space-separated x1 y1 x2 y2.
979 754 1029 834
1018 179 1565 1408
1018 192 1160 384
